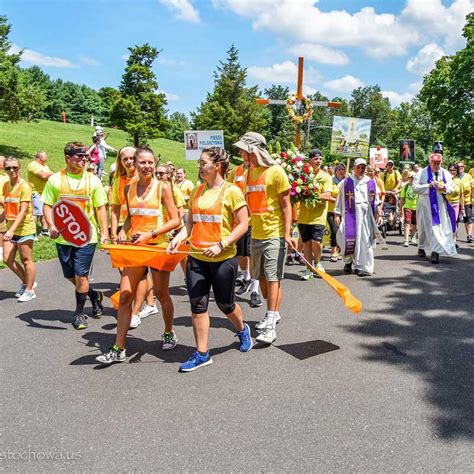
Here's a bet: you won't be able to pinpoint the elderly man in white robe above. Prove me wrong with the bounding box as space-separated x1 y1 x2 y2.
412 152 457 264
334 158 383 276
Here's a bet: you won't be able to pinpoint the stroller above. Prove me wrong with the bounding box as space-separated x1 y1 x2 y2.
380 193 403 238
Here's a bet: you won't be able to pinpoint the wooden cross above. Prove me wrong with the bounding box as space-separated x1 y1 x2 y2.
256 57 341 149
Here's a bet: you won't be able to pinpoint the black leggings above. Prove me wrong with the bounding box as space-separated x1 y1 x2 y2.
327 212 339 248
186 256 238 314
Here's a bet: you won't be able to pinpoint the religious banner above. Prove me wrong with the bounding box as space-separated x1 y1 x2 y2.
369 146 389 169
184 130 224 161
330 116 372 158
399 139 415 164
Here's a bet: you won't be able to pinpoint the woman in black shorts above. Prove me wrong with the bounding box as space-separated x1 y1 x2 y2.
168 147 252 372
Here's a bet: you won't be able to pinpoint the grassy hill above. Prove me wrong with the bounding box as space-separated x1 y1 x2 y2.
0 119 198 181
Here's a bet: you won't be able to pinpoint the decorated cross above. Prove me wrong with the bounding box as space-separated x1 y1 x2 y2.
256 57 341 149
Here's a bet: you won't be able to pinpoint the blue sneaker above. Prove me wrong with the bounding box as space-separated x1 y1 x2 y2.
236 323 253 352
179 351 212 372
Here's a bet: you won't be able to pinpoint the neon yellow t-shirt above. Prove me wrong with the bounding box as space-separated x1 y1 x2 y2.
383 170 401 191
111 174 137 206
176 179 195 210
27 160 52 194
446 177 462 205
459 173 473 204
327 179 340 213
249 165 291 240
298 170 333 225
4 180 36 236
42 170 108 245
190 183 247 263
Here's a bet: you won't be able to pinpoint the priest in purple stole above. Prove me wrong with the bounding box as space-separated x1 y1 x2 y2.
334 158 383 276
412 153 457 264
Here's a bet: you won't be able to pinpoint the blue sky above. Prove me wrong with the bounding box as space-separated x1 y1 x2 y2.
3 0 472 117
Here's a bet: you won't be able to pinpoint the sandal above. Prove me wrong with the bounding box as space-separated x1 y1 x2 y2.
329 255 338 263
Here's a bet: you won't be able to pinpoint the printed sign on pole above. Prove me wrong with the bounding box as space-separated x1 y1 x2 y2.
369 146 389 169
330 116 372 158
184 130 224 160
399 139 415 164
52 200 92 247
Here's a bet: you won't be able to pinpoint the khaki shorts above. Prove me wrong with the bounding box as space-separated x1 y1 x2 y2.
251 237 286 282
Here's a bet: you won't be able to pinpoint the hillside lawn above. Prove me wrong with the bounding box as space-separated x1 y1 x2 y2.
0 119 200 269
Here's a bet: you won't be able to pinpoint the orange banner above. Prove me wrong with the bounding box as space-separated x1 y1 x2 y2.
102 243 189 272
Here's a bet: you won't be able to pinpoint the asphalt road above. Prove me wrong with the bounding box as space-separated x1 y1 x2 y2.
1 231 472 472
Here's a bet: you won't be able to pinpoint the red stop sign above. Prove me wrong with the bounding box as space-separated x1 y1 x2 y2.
52 200 92 247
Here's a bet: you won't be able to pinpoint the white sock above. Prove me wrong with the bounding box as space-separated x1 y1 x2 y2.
243 269 251 280
266 311 277 327
249 279 259 293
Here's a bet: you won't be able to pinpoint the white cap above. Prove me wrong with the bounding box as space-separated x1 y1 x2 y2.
354 158 367 166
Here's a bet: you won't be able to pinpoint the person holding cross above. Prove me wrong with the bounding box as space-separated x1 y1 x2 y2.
233 132 296 344
42 142 109 330
334 158 383 276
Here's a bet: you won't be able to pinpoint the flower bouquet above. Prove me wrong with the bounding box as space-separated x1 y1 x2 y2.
273 148 320 206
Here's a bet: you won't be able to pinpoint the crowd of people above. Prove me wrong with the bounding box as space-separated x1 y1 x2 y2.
0 131 473 371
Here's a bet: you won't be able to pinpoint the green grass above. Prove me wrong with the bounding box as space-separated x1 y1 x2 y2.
0 119 196 269
0 119 197 181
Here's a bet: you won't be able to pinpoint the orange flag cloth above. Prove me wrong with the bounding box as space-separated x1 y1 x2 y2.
102 243 190 272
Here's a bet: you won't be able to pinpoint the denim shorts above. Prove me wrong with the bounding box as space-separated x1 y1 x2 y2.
12 234 36 243
56 243 97 279
32 193 44 216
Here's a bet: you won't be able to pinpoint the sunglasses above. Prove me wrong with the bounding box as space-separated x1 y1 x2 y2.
5 166 19 171
156 171 168 176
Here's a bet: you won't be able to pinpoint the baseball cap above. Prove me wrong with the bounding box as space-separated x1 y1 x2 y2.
354 158 367 166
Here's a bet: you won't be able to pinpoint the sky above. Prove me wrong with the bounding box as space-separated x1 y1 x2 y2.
3 0 473 117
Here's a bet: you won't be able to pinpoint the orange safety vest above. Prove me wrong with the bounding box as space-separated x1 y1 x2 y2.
232 164 246 193
127 179 164 244
3 179 29 220
190 182 229 249
59 170 91 213
246 166 272 215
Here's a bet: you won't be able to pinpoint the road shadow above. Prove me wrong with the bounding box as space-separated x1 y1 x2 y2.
70 331 242 368
343 246 474 440
17 309 73 330
0 290 18 301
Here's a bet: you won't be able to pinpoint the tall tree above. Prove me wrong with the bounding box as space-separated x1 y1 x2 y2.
263 85 294 151
111 44 168 146
191 45 268 151
350 85 394 145
165 112 190 142
419 13 473 159
0 16 45 122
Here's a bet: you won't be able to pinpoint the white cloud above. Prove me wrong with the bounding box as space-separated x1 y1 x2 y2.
286 43 349 66
78 55 100 66
157 56 185 66
247 60 321 85
406 42 445 75
11 44 75 68
161 91 180 101
214 0 472 59
324 75 364 93
381 90 414 106
160 0 200 23
408 81 423 93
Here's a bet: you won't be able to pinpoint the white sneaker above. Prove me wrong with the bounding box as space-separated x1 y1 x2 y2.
130 314 141 329
139 303 159 319
18 290 36 302
256 326 277 345
16 281 38 297
411 236 418 245
403 241 409 247
255 313 281 330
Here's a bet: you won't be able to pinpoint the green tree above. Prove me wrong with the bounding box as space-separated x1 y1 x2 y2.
0 16 45 122
419 13 473 160
165 112 190 142
110 43 168 146
191 45 268 151
350 85 394 145
99 86 121 126
263 85 294 151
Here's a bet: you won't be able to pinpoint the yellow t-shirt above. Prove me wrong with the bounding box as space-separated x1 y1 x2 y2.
249 165 291 240
298 169 333 225
111 174 137 206
459 173 473 204
27 160 52 194
190 183 247 263
172 186 186 209
176 179 195 210
446 177 461 204
383 170 401 191
4 180 36 236
327 179 339 213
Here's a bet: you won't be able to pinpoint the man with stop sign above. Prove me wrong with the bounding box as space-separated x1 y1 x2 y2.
43 142 109 330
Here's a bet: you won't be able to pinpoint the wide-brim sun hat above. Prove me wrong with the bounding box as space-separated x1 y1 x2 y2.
233 132 276 167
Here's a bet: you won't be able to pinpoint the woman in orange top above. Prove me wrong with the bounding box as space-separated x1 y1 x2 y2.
1 157 37 302
168 147 252 372
96 147 180 364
